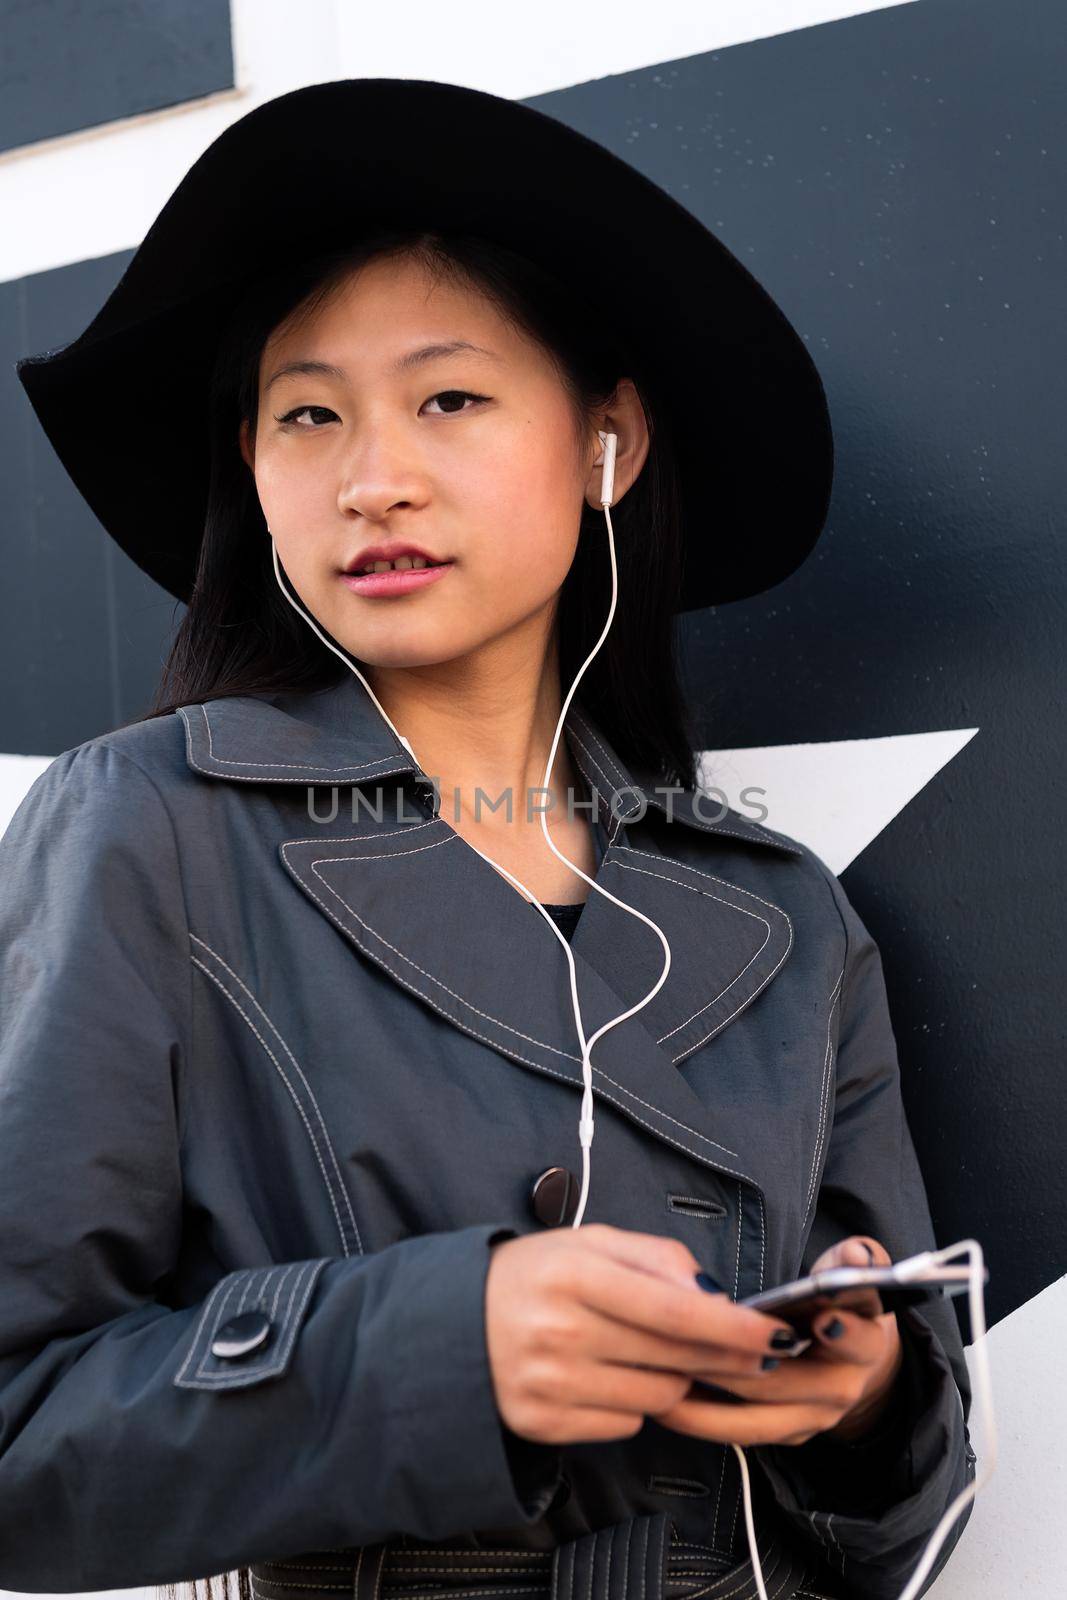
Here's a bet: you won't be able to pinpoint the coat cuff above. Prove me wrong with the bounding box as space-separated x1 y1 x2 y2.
488 1228 567 1518
355 1221 564 1530
499 1420 566 1515
750 1307 974 1594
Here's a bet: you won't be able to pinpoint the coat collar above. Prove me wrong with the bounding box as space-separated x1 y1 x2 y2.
176 671 803 857
177 674 803 1194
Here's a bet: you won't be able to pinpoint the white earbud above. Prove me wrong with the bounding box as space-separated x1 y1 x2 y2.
594 429 617 506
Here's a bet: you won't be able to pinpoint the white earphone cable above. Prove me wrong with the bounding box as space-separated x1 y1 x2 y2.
266 429 993 1598
731 1238 995 1600
267 431 667 1231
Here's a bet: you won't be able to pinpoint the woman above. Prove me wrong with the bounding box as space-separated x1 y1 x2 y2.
0 80 973 1600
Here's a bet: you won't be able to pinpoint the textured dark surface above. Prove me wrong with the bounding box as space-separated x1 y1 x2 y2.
528 0 1066 1332
1 246 179 751
0 0 233 153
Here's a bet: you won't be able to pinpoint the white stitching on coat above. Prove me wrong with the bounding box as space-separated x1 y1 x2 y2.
711 1449 727 1551
194 703 407 776
281 836 755 1178
605 847 794 1051
603 1521 612 1600
568 715 804 854
191 1270 246 1376
728 1478 742 1563
824 1515 846 1577
174 1270 251 1383
682 1535 780 1600
269 1262 300 1320
565 726 624 818
175 704 409 784
189 950 360 1256
188 1258 323 1384
756 1190 767 1292
803 964 847 1221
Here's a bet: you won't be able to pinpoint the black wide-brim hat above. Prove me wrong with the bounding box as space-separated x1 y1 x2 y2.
15 77 833 610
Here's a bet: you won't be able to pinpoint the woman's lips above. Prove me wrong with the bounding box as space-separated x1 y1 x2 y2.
338 561 454 597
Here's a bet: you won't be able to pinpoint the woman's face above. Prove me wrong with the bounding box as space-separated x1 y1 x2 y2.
239 254 642 673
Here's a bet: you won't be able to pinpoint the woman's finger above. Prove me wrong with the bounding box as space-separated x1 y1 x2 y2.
650 1392 842 1447
809 1233 892 1274
602 1340 819 1388
565 1240 805 1357
576 1299 799 1378
818 1283 887 1320
544 1357 694 1417
808 1306 890 1365
804 1234 893 1322
691 1348 876 1413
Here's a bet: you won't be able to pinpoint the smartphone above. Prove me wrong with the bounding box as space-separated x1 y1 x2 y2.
739 1251 982 1336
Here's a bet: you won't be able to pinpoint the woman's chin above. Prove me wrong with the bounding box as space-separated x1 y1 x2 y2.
328 631 472 674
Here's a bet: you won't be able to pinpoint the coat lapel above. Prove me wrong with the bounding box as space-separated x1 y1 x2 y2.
178 676 803 1189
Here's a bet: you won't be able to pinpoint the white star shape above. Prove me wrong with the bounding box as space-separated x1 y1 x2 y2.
697 728 980 875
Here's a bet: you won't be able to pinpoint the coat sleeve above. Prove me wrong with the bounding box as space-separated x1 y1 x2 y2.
0 740 563 1593
750 861 977 1600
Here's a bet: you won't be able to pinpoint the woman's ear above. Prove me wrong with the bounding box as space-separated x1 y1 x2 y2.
583 378 650 510
238 417 254 473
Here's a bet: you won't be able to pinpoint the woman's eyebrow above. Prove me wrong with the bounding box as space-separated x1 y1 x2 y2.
391 340 504 373
265 342 503 392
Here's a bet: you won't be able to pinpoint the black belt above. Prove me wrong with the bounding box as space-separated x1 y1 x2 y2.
250 1511 838 1600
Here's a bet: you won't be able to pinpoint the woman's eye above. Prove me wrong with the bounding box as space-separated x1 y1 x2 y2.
276 405 337 428
421 390 489 416
275 390 489 429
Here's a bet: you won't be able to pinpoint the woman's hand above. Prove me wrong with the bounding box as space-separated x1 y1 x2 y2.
650 1235 905 1447
485 1223 812 1446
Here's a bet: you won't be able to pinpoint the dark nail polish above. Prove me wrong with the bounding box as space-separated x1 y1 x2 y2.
760 1356 780 1372
769 1327 804 1351
821 1316 845 1339
695 1271 724 1294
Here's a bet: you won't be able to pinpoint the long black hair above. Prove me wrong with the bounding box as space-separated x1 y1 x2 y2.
129 225 698 790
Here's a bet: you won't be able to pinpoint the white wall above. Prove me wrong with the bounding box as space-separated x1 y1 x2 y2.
0 0 917 286
0 755 53 839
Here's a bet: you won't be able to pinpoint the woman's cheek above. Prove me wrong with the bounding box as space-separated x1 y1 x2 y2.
503 541 573 620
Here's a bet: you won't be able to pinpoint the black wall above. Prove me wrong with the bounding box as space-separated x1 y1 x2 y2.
529 0 1066 1331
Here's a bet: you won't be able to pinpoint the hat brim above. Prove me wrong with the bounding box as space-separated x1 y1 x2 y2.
15 77 833 610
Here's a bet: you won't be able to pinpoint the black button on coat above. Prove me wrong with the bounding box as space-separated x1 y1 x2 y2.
0 675 974 1595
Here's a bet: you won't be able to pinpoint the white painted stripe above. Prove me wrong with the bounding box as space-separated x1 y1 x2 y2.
1 0 920 287
697 727 980 875
331 0 922 101
0 753 54 839
2 727 980 870
928 1273 1067 1597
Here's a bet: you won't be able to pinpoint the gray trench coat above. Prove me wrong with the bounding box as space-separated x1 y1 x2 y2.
0 675 975 1597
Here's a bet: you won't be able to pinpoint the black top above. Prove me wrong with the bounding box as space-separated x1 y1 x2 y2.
540 901 584 942
533 814 607 943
